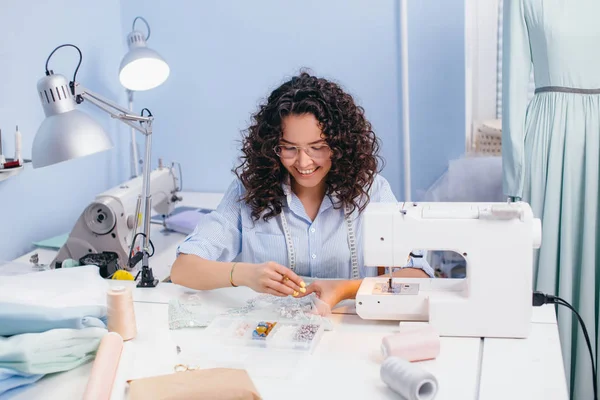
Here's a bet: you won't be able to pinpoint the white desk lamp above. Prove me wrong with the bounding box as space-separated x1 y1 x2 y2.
119 16 170 178
33 44 163 288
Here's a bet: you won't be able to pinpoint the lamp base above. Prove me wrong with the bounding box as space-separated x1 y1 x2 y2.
137 266 159 288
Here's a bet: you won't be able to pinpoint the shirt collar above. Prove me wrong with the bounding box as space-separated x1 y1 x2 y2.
281 174 340 209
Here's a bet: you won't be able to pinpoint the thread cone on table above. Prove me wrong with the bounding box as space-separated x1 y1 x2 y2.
82 331 124 400
107 286 137 341
380 356 438 400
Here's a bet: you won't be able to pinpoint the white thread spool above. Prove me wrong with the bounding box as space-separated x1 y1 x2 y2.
380 356 438 400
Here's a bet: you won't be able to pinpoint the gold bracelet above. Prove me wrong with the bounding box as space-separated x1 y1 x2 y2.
230 262 239 287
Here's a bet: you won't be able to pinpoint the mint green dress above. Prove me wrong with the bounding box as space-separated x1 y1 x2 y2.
502 1 600 399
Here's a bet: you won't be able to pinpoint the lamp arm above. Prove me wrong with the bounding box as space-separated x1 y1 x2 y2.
75 84 152 136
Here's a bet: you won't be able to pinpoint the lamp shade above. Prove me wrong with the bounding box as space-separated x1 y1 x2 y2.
33 73 113 168
119 31 169 91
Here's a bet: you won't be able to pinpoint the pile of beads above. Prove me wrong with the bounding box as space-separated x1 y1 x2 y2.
294 324 319 342
252 321 276 339
234 321 252 337
227 294 321 322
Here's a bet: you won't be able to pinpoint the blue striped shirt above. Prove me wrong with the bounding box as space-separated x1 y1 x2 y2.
177 174 435 279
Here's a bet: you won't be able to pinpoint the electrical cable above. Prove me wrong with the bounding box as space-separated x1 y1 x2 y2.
533 291 597 400
132 16 151 40
44 44 83 103
126 232 155 271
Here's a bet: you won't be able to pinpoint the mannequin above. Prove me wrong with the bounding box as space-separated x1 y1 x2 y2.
502 1 600 399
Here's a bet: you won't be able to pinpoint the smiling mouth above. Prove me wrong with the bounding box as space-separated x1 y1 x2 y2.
296 167 319 176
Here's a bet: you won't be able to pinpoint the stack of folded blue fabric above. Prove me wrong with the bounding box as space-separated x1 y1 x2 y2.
0 303 108 398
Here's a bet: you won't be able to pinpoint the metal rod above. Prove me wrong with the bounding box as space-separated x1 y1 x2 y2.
79 86 131 115
138 121 157 287
400 0 412 201
132 194 142 254
119 113 152 122
141 129 152 252
78 85 151 133
128 91 140 178
80 92 146 134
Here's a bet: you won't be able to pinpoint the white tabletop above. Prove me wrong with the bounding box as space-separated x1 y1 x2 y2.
6 192 569 400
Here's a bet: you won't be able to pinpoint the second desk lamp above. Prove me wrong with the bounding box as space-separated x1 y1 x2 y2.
119 16 170 178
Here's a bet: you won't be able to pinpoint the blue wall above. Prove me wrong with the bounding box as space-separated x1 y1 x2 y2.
119 0 466 199
0 0 129 261
407 0 466 199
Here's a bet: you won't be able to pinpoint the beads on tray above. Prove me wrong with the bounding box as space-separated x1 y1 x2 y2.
234 322 251 337
294 324 319 342
252 321 276 339
227 294 321 323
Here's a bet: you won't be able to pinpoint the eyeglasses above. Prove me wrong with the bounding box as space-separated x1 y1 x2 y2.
274 144 332 160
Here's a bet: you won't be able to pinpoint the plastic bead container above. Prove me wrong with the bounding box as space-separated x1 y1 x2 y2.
205 316 325 353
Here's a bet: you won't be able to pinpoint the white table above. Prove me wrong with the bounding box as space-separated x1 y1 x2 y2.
7 192 569 400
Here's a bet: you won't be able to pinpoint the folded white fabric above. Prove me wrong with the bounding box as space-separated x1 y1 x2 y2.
0 266 108 308
0 327 107 375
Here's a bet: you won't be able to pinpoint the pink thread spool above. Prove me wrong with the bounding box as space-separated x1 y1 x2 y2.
381 325 440 362
107 286 137 341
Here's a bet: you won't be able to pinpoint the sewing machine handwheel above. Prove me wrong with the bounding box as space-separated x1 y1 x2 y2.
84 201 116 235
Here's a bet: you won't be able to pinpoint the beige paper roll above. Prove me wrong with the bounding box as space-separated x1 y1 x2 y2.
82 331 124 400
381 325 440 362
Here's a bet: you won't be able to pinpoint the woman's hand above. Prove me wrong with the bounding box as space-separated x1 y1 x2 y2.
299 279 358 310
236 261 306 297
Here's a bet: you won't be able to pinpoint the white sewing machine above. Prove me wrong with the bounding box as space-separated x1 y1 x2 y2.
51 161 182 270
356 201 542 339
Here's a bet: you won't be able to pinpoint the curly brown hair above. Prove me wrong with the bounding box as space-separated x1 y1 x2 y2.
234 71 384 222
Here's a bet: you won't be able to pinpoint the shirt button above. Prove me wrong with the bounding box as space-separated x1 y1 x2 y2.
310 228 316 233
311 254 316 259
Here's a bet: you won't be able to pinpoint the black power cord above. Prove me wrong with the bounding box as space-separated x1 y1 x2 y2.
127 232 155 271
533 291 597 400
140 108 153 129
132 16 151 41
44 44 84 104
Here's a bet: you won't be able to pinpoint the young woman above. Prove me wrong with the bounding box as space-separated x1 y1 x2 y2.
171 72 433 308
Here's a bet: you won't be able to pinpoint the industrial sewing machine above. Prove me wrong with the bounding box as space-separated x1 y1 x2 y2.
51 160 182 271
356 201 542 339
